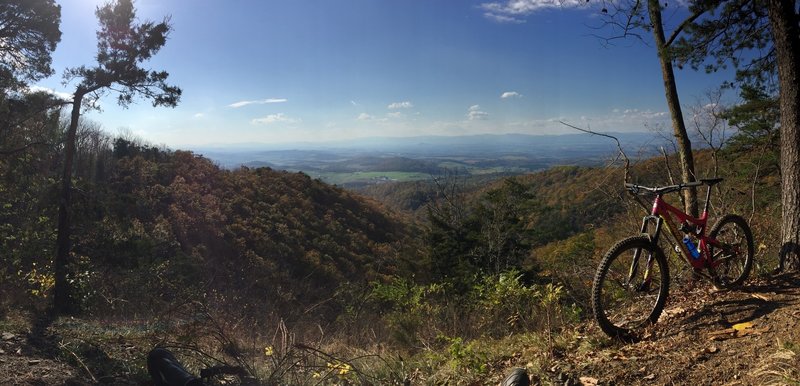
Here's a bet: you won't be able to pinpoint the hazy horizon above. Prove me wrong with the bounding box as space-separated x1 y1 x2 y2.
184 130 654 150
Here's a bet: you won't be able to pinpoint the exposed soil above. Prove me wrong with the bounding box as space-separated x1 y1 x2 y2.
0 313 144 385
0 328 91 385
549 272 800 386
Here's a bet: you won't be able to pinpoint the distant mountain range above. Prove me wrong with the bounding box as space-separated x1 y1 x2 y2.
194 132 664 170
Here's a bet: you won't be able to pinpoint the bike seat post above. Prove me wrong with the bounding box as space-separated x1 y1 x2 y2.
702 182 713 216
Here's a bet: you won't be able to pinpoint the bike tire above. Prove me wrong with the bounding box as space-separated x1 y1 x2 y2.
707 214 754 288
592 235 669 341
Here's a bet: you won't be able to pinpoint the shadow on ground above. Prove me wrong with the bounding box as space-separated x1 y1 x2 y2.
669 273 800 336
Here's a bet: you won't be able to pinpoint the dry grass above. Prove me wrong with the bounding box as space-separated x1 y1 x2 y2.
751 348 800 386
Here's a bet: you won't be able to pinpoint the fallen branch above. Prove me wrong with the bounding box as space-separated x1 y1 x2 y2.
58 342 97 383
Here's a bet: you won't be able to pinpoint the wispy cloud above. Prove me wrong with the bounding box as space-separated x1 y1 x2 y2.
619 108 667 119
229 98 288 108
357 112 390 122
27 85 71 101
501 91 523 99
387 101 413 109
193 113 205 119
485 12 526 23
481 0 585 23
467 105 489 120
251 113 299 125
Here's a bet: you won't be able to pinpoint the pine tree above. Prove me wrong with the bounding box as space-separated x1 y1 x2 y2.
54 0 181 313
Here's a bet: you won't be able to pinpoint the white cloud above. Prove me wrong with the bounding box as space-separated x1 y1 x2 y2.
251 113 299 125
501 91 523 99
617 108 666 119
387 101 413 109
357 112 391 122
481 0 586 23
499 107 671 135
484 12 525 23
193 113 205 119
228 98 287 108
387 112 404 118
467 105 489 121
26 85 71 101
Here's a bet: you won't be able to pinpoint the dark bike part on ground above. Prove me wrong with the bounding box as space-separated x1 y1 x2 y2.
147 348 205 386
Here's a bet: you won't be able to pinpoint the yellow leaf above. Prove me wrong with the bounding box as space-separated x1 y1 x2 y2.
732 322 754 332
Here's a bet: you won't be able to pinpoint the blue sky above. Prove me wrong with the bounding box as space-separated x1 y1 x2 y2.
35 0 737 148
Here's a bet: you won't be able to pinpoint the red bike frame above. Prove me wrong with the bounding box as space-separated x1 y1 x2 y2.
637 180 725 271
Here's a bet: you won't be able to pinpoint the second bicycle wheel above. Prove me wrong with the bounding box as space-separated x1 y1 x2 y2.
707 214 754 288
592 235 669 340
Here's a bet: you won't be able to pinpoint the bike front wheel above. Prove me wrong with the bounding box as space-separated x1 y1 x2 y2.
592 235 669 340
707 214 754 288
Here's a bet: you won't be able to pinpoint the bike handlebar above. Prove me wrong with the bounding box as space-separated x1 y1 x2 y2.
625 178 722 195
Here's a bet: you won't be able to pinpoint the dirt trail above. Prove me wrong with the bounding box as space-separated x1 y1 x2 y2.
552 273 800 386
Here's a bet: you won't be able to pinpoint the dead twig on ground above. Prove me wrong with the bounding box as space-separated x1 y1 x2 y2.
58 342 97 383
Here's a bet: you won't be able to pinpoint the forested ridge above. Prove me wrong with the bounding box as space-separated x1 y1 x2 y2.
2 134 416 323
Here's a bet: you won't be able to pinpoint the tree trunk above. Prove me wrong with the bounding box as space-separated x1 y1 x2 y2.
648 0 698 216
53 91 83 314
767 0 800 270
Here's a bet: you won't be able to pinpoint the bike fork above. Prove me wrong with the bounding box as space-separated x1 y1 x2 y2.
628 215 663 289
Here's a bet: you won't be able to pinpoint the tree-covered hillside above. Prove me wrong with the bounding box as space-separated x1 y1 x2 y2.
2 132 417 329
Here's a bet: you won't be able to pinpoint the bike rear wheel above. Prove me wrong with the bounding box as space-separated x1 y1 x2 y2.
592 235 669 340
707 214 754 288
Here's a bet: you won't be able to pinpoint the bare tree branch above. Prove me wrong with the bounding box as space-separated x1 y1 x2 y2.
559 120 631 183
660 146 678 185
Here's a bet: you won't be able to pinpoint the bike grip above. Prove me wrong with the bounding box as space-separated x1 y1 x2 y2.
624 183 640 195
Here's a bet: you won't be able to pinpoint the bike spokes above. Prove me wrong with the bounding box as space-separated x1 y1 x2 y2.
594 238 668 337
708 215 754 288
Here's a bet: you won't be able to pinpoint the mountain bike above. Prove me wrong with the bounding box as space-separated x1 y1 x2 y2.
591 178 754 340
